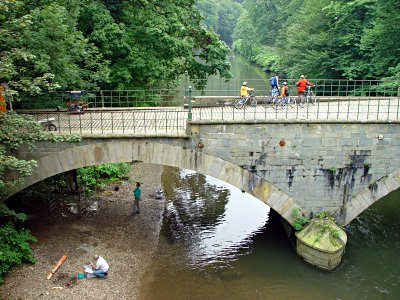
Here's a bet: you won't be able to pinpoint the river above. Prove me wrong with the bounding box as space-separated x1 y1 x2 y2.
140 166 400 300
182 52 270 98
140 54 400 299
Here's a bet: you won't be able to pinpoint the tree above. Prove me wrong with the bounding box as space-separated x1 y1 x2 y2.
216 0 243 45
78 0 232 90
232 0 400 80
196 0 219 31
0 112 81 199
0 0 59 98
0 202 37 284
23 2 110 90
360 0 400 78
196 0 243 45
0 0 109 96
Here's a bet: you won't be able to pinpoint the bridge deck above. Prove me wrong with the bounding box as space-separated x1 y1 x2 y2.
24 98 400 136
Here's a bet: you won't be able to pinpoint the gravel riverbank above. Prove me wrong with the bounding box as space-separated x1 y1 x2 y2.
0 163 165 300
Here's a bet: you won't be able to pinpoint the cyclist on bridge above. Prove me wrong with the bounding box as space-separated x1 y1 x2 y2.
295 75 314 96
270 73 280 97
240 81 254 99
280 81 289 99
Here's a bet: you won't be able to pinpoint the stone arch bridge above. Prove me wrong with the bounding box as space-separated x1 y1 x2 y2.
9 117 400 227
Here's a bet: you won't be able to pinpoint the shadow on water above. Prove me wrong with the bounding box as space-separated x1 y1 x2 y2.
140 166 400 300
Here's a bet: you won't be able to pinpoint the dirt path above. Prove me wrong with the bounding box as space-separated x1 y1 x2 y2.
0 163 165 300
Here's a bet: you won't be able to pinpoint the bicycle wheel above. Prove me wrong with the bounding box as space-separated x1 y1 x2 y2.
298 94 306 108
234 97 245 109
273 98 284 110
288 96 296 108
264 94 276 108
250 96 257 107
48 124 57 131
309 91 317 104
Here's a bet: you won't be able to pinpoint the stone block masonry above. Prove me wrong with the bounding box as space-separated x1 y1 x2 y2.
190 121 400 225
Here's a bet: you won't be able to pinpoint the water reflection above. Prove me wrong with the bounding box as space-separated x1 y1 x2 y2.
141 166 400 300
162 168 270 269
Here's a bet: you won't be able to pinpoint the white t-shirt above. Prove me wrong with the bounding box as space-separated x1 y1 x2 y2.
96 256 109 272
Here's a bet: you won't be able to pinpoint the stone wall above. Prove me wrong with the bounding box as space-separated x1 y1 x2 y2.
188 120 400 224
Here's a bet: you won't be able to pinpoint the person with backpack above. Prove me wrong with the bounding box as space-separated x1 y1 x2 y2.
295 75 315 96
270 73 280 97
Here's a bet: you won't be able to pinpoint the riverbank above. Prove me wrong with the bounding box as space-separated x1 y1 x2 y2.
0 163 165 300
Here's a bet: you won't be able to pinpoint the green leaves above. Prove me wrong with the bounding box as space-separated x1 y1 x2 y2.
77 163 131 194
232 0 400 80
0 222 37 284
0 112 81 198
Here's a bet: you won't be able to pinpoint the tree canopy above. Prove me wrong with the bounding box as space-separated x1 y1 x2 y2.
231 0 400 80
0 0 232 94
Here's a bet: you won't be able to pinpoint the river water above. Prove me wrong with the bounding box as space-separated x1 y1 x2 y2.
141 54 400 299
183 52 270 98
140 166 400 300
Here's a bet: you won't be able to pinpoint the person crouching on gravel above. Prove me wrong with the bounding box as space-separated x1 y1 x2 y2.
90 254 109 279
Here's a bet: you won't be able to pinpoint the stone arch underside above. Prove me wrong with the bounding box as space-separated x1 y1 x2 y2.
8 141 302 225
343 168 400 225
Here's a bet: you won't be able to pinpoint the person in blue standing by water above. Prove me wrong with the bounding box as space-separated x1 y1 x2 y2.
270 72 280 97
132 182 142 214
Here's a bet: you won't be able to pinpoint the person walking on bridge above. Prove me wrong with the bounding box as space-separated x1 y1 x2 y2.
295 75 314 97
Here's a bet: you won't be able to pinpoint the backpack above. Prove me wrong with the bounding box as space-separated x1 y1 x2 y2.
270 76 277 87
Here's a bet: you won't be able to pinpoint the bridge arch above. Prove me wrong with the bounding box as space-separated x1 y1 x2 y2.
343 168 400 225
8 140 301 225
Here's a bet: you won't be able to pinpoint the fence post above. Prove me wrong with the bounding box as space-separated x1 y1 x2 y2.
184 71 188 107
188 86 192 121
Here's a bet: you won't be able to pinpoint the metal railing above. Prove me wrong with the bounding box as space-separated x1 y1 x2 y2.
187 79 400 106
14 79 399 110
16 89 183 110
191 97 400 122
28 109 187 136
25 97 400 138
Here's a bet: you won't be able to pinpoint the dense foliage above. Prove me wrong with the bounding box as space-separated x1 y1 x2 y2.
196 0 243 45
78 162 131 194
0 112 81 283
0 203 37 284
232 0 400 80
1 0 232 95
0 112 81 199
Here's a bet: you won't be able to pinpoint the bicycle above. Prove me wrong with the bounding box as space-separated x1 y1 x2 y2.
298 86 317 108
273 95 296 110
38 117 57 131
234 91 257 109
264 88 279 108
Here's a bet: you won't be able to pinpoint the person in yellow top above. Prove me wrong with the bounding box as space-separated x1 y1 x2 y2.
240 81 254 98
